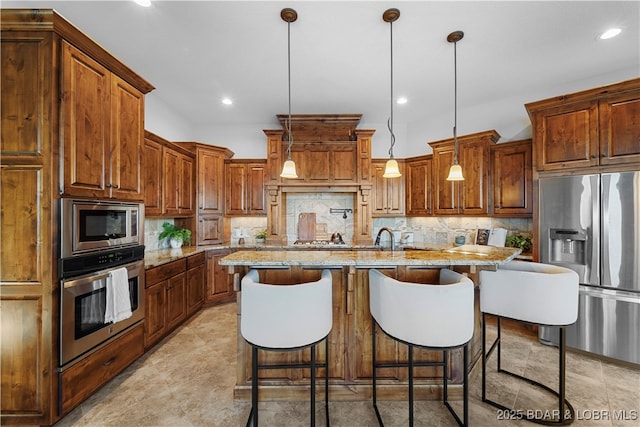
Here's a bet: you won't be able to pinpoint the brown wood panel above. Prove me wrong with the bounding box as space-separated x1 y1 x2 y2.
166 272 186 330
145 258 187 287
0 296 43 413
186 261 205 316
1 166 41 282
186 252 205 269
433 148 458 215
61 41 110 198
142 135 163 216
306 146 330 181
459 139 490 215
178 153 194 215
60 324 144 414
162 148 179 215
0 33 49 155
225 162 246 215
144 281 167 348
206 250 233 303
332 145 357 181
599 90 640 165
197 148 224 213
110 75 143 200
197 215 223 245
246 163 266 214
405 157 432 216
492 140 532 216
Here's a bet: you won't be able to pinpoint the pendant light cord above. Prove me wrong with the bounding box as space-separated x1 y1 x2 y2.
453 39 458 164
286 20 293 161
387 20 396 159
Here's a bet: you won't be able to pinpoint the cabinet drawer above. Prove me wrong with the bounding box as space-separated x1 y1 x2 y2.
59 323 144 414
187 252 205 269
146 258 187 287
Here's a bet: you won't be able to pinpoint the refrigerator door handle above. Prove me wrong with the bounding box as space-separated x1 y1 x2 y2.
580 286 640 305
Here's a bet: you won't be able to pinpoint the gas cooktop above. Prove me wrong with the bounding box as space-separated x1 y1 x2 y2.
293 240 346 246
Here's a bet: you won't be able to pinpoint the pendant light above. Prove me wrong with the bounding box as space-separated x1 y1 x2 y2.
446 31 465 181
382 8 401 178
280 8 298 179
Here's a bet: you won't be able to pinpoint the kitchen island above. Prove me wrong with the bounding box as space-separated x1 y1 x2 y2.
220 245 520 402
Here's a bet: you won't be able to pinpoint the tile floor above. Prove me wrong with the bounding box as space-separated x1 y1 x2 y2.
57 303 639 427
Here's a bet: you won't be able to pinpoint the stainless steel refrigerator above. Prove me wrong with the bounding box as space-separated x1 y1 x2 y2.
539 172 640 365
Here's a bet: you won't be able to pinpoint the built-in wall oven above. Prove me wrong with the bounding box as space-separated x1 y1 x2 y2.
59 199 146 368
59 245 145 366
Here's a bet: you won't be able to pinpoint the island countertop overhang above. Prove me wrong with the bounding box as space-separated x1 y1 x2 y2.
218 244 521 268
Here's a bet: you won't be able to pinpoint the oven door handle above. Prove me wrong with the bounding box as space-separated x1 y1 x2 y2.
63 270 113 289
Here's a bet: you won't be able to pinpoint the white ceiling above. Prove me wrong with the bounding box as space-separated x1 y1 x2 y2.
4 1 640 154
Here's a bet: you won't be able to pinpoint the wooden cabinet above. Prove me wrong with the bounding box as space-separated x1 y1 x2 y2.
405 155 433 216
173 143 234 245
61 41 145 201
430 130 499 216
162 144 194 217
144 258 187 349
186 253 206 316
280 142 358 184
143 131 195 218
142 134 164 216
526 78 640 171
1 10 153 425
59 324 144 415
225 160 266 216
491 140 533 216
371 160 405 216
206 250 235 303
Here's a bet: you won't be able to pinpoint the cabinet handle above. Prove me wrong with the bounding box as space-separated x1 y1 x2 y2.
105 183 112 188
103 357 116 367
112 184 119 189
591 154 597 159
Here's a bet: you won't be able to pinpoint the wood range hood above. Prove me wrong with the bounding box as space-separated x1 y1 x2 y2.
264 114 375 245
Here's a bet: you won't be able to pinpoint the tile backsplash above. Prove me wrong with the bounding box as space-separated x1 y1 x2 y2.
145 209 532 249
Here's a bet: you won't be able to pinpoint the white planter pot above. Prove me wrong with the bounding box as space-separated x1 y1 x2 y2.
169 238 183 249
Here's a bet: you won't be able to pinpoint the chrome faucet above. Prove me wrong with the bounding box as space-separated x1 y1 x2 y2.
375 227 395 251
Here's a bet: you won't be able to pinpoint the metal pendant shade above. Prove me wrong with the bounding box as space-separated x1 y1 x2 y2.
446 30 465 182
280 8 299 179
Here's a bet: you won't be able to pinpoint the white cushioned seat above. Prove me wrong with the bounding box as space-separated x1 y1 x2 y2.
368 268 474 427
240 268 333 427
479 261 580 425
241 268 333 349
479 261 579 326
369 268 474 348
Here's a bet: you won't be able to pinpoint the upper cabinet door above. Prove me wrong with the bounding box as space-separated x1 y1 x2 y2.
433 146 459 215
599 90 640 166
142 135 163 216
492 140 532 216
533 100 599 171
405 157 432 216
459 138 491 215
61 41 110 198
110 75 144 201
198 148 224 214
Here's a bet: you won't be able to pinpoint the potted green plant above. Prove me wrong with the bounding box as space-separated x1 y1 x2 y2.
505 233 533 254
159 222 192 249
255 229 267 244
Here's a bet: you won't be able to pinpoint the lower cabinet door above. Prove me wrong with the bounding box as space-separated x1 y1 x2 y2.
59 323 144 415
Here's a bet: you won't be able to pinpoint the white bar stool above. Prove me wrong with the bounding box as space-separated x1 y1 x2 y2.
240 269 333 427
479 261 579 425
369 268 474 427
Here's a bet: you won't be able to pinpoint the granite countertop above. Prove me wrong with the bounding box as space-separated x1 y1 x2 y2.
144 242 443 268
218 244 521 268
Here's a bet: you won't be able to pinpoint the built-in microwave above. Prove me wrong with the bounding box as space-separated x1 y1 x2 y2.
61 199 144 258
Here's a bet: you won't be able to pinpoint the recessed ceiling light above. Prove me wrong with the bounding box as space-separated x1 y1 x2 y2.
599 28 622 40
396 97 408 105
221 98 233 105
133 0 151 7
